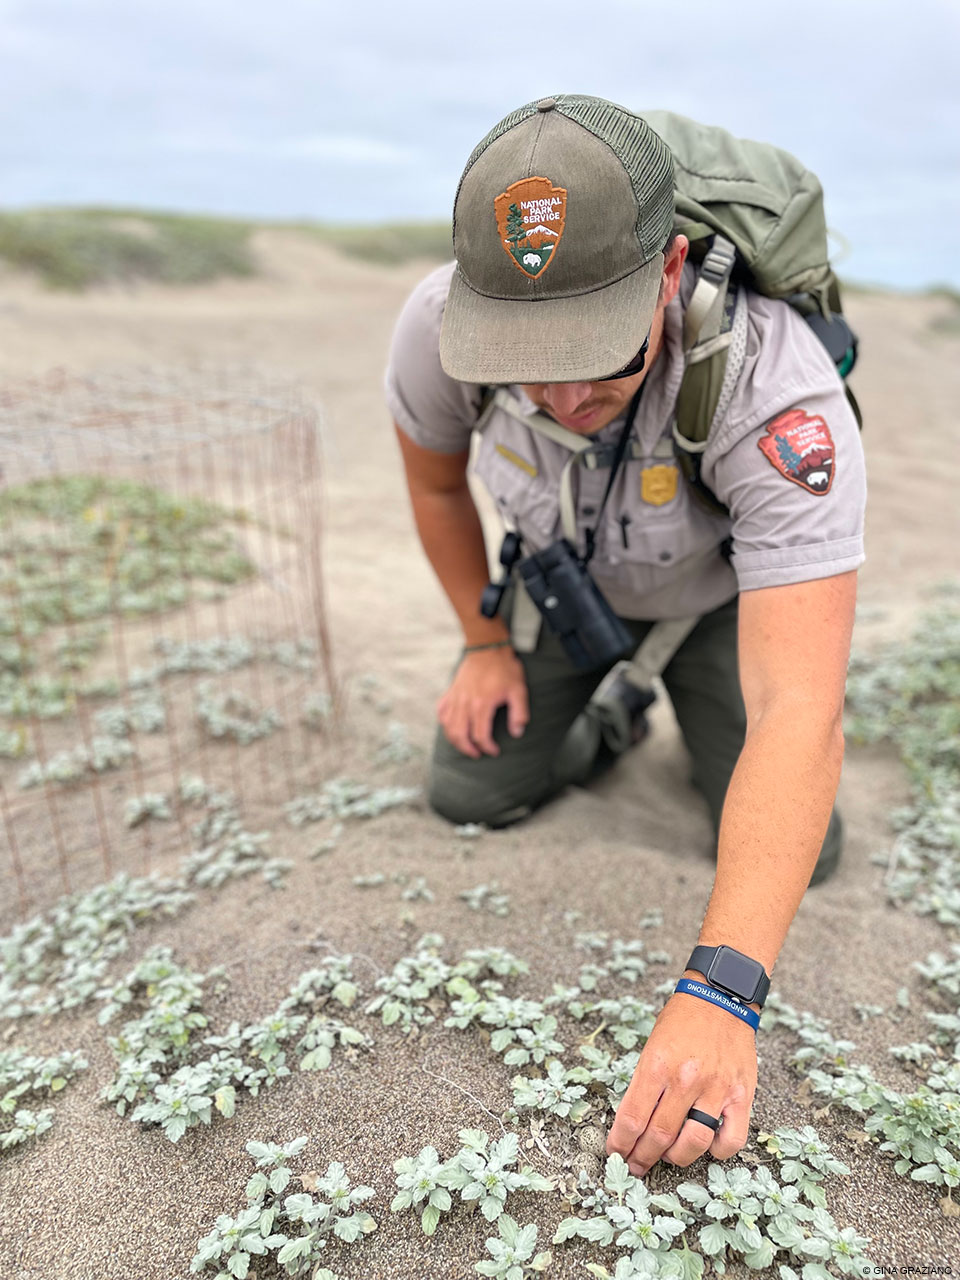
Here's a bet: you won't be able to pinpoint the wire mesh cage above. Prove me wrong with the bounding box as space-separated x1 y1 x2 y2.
0 366 335 919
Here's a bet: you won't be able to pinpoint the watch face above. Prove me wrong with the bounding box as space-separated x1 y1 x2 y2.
708 948 762 1000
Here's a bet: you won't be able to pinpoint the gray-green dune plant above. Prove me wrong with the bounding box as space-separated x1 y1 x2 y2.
476 1215 552 1278
0 475 253 703
99 947 368 1142
460 882 512 916
285 777 421 826
190 1136 375 1279
762 992 960 1208
195 684 282 745
554 1147 871 1279
390 1128 552 1237
845 596 960 929
0 872 194 1020
0 1047 88 1151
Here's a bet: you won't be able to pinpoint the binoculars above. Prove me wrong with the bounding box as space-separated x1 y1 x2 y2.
481 532 635 671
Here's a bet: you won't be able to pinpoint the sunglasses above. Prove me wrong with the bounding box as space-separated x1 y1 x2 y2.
596 333 650 381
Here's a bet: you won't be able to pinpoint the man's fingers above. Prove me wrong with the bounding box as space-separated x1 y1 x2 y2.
606 1070 665 1160
708 1092 752 1160
623 1098 694 1177
654 1090 731 1171
505 684 529 739
470 699 500 756
440 701 480 758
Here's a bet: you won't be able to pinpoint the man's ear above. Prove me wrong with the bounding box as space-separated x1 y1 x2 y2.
660 234 689 306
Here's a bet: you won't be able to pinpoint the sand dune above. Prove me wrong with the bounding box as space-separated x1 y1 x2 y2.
1 231 959 1278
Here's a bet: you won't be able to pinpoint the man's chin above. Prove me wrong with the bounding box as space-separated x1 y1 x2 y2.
544 405 606 433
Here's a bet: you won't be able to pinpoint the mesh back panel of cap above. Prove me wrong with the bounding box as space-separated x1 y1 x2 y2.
553 95 674 254
453 94 675 258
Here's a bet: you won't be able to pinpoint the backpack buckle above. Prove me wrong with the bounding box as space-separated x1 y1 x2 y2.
700 235 737 285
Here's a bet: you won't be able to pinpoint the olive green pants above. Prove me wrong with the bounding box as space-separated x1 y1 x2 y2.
428 594 843 883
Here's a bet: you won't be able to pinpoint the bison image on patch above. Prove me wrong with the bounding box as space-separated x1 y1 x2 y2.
758 409 836 495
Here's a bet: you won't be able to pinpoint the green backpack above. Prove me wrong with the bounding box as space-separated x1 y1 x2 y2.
639 110 861 515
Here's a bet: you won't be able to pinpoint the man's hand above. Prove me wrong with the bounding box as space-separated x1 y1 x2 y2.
606 989 757 1176
437 647 529 758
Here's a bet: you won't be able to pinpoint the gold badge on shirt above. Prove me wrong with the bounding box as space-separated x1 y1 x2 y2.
641 464 679 506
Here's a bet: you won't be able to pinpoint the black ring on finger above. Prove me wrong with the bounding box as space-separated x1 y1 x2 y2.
686 1107 722 1132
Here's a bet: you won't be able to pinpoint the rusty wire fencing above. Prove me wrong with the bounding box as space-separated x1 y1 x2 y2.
0 367 335 919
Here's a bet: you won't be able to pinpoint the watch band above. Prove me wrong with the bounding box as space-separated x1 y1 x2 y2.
686 944 770 1008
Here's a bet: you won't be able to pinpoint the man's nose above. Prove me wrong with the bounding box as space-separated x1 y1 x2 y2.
538 382 593 416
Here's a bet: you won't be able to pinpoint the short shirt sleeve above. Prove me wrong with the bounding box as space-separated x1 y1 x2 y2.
384 261 482 453
701 294 866 592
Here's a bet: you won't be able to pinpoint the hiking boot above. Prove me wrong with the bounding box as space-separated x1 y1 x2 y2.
588 670 657 755
554 673 656 790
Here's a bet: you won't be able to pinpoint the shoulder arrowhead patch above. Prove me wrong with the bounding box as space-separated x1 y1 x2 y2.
494 176 567 279
758 409 835 495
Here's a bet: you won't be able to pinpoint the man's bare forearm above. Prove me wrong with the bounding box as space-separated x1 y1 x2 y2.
683 704 845 999
408 484 510 647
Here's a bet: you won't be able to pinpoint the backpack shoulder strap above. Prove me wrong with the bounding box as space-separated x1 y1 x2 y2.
672 238 748 517
682 235 737 356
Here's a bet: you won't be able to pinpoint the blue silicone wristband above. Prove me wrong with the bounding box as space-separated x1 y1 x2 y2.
674 978 761 1032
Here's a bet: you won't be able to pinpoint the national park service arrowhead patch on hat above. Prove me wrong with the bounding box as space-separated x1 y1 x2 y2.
494 176 567 279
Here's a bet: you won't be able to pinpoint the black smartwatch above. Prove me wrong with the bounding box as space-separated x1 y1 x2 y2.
685 945 770 1008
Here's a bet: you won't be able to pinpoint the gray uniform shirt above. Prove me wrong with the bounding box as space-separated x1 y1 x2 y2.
385 261 866 620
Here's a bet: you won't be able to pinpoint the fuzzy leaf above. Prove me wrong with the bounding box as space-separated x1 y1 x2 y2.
677 1181 711 1209
767 1214 805 1251
421 1203 441 1236
801 1266 833 1280
495 1214 520 1248
165 1115 188 1143
246 1173 268 1202
553 1218 584 1244
742 1239 777 1271
459 1128 489 1152
675 1244 706 1280
577 1218 616 1246
277 1237 312 1264
214 1085 236 1118
698 1221 728 1255
604 1153 633 1196
480 1196 502 1222
333 1215 366 1243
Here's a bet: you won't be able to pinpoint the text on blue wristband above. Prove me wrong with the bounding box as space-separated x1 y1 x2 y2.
674 978 760 1031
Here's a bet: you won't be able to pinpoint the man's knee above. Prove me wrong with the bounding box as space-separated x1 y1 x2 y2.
427 759 534 828
426 740 541 828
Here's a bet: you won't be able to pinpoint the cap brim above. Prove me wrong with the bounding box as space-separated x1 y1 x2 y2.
438 253 663 384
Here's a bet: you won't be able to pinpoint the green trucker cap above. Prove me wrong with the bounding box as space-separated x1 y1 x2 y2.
439 94 675 385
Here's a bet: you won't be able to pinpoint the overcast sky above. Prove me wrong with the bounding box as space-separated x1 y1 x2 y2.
2 0 958 288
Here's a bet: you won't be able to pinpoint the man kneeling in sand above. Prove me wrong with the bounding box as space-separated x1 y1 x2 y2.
385 95 864 1177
